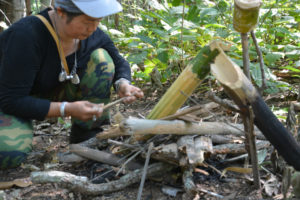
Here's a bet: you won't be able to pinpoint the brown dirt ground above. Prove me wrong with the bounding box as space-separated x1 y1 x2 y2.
0 83 298 200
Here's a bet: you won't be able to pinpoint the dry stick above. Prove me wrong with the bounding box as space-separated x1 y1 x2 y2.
103 96 129 110
251 31 267 91
243 109 260 189
182 167 196 194
241 33 250 79
180 0 186 71
213 140 269 155
180 90 199 105
137 142 153 200
222 153 248 163
107 139 140 150
196 185 224 199
0 9 11 25
207 91 241 113
31 163 172 195
58 137 101 163
241 33 261 189
69 144 142 170
116 150 141 176
160 104 204 120
117 136 159 176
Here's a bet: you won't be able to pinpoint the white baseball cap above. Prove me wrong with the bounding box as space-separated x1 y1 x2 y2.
71 0 123 18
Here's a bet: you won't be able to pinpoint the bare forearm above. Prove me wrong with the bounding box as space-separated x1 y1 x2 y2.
46 101 103 122
47 102 67 118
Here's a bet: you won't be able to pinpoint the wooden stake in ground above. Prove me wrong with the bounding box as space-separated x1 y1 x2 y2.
233 0 262 189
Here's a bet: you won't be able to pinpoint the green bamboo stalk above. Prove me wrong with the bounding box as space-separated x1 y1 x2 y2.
147 45 219 120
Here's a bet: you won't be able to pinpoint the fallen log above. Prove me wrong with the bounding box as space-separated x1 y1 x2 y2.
213 140 269 154
69 144 142 170
96 119 265 140
31 162 172 195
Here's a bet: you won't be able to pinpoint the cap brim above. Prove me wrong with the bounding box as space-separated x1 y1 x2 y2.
71 0 123 18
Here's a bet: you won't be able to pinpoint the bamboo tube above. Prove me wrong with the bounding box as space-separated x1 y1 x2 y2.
147 45 220 120
233 0 262 33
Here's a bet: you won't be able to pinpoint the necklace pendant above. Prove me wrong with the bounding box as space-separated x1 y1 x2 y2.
59 71 67 82
71 73 80 84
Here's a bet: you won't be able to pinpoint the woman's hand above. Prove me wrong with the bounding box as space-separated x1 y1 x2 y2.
66 101 104 121
117 82 144 103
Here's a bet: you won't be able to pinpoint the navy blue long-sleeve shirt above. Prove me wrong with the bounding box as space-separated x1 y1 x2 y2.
0 9 131 120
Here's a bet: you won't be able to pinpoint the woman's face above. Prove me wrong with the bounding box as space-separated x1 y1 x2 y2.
60 13 102 40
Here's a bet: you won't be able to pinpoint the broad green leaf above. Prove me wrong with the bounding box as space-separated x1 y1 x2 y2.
137 35 157 47
127 51 148 64
217 0 230 13
274 16 295 25
265 52 284 66
200 8 218 18
204 24 226 28
186 5 200 22
281 66 300 73
148 0 167 11
172 0 181 6
151 28 170 38
285 50 300 59
157 51 169 63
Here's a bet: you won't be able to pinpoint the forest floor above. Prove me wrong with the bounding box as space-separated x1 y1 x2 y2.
0 81 299 200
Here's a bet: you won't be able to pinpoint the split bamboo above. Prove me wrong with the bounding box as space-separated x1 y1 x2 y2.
147 45 220 120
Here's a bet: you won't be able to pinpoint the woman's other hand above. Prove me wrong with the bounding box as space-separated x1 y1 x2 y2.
66 101 103 121
117 82 144 104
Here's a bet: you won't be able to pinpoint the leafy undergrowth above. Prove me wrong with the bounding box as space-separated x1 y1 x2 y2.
0 84 299 200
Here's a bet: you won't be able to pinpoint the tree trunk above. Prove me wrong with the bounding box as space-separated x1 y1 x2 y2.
25 0 31 16
12 0 26 23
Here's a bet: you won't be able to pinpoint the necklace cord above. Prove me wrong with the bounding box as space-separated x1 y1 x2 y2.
35 14 70 75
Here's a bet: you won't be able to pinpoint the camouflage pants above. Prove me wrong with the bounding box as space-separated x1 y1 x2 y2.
0 48 115 169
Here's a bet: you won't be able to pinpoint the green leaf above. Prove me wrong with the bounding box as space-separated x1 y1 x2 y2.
265 53 284 66
137 35 157 47
205 24 226 28
157 51 169 63
285 50 300 59
127 51 148 64
249 63 290 94
200 8 218 18
281 66 300 73
186 5 200 22
172 0 181 6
